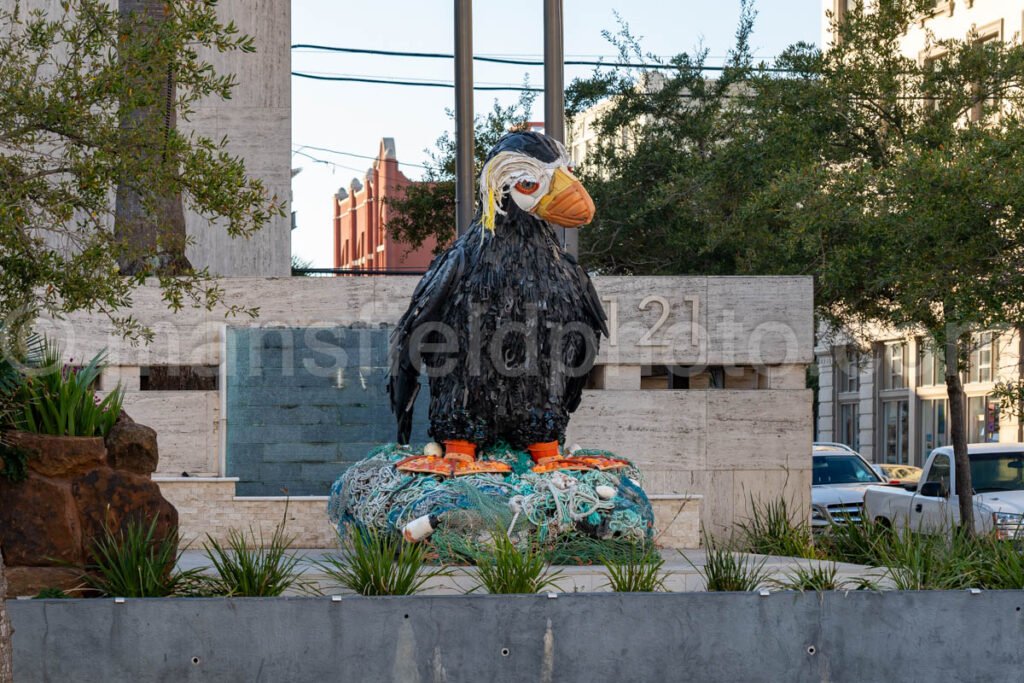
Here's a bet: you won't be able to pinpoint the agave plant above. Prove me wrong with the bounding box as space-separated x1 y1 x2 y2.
12 338 123 438
317 526 447 596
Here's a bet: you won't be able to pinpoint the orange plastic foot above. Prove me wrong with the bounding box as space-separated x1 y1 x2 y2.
395 455 453 477
531 458 592 473
527 441 592 473
572 456 630 471
452 459 513 476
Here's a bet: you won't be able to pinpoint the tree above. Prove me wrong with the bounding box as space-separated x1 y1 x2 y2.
385 90 536 253
747 0 1024 535
564 3 842 276
0 0 284 339
570 0 1024 534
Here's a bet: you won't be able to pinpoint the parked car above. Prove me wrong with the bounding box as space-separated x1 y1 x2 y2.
871 463 923 486
864 443 1024 539
811 443 885 529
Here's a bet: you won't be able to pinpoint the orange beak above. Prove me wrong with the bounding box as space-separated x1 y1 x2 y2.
534 167 595 227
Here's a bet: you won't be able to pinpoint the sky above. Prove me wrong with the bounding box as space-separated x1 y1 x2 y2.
290 1 823 267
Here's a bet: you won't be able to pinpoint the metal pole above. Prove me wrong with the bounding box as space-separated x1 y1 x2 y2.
543 0 576 256
454 0 474 237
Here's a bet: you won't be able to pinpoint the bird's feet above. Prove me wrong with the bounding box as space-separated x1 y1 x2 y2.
527 441 594 473
395 440 512 477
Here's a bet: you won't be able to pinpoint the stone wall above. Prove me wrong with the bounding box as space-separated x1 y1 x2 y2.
48 275 813 545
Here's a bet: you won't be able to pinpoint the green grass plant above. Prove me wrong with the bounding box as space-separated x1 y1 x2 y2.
736 496 817 559
202 516 304 597
472 532 563 594
876 528 984 590
695 531 769 592
317 527 447 596
818 518 894 567
83 516 198 597
601 543 668 592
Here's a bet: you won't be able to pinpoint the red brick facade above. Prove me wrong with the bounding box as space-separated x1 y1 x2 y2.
332 138 437 271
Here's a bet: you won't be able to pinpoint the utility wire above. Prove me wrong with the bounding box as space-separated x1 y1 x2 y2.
291 149 372 174
292 71 545 91
294 143 430 169
290 43 797 73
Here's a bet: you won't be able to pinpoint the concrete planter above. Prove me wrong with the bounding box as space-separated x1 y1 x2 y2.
8 591 1024 682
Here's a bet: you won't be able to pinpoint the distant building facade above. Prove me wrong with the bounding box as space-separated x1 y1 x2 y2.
822 1 1023 58
816 328 1023 467
332 138 437 271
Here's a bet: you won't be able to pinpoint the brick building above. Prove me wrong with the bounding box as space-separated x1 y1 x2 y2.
332 138 437 271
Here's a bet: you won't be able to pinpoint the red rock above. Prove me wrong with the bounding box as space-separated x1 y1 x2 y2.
105 414 159 476
71 467 178 560
10 432 107 478
0 475 83 566
4 566 83 598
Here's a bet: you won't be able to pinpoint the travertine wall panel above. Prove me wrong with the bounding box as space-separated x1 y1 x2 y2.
122 392 220 476
706 390 812 471
566 391 706 473
53 276 813 370
156 478 335 548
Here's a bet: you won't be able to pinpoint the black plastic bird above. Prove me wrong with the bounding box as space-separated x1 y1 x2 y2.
388 132 626 476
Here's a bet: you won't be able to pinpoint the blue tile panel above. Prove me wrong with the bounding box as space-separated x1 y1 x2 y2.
225 326 430 496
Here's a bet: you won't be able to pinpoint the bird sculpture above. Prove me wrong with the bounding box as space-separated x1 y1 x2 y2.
389 131 628 477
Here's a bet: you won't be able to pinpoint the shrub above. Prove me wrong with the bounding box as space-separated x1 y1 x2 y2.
602 543 668 592
83 516 198 597
694 531 769 592
317 527 446 596
472 532 563 594
877 529 985 590
977 537 1024 589
202 515 304 597
818 518 894 567
735 496 817 559
13 339 123 438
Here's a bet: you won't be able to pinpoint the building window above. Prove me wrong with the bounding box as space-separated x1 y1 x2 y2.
838 402 860 452
921 398 949 459
918 341 945 387
967 394 1000 443
882 398 909 464
967 332 997 384
882 342 908 390
835 346 860 393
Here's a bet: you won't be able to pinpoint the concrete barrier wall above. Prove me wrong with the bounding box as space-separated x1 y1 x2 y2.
10 591 1022 682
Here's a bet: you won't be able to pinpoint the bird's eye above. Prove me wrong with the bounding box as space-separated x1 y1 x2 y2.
514 179 540 195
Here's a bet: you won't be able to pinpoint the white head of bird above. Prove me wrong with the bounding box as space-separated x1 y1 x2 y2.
478 138 595 233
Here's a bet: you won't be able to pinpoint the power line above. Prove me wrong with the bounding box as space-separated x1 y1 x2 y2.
292 71 545 91
290 43 796 73
294 143 430 169
291 149 372 174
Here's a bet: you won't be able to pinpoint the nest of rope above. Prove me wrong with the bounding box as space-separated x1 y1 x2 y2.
327 443 654 564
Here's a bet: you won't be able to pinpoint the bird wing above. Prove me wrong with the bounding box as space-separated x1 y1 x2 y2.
563 252 608 413
388 241 466 443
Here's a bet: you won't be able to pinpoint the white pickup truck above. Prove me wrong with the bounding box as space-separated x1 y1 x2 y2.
863 443 1024 539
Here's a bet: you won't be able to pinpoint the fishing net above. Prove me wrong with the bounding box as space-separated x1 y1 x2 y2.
327 443 654 564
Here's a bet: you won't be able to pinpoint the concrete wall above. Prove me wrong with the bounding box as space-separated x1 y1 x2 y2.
21 0 291 276
183 0 291 276
47 275 813 544
10 591 1024 682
